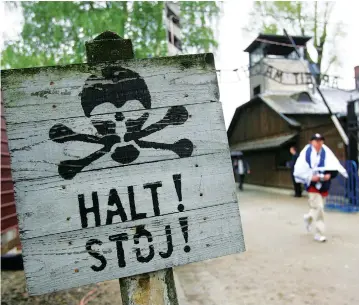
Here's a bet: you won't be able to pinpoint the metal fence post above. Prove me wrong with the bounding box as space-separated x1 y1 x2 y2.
347 99 358 166
85 31 179 305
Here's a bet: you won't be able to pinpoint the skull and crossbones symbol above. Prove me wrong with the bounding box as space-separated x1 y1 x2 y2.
49 66 193 180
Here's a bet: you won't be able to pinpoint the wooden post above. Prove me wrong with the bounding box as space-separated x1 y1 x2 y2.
120 269 179 305
85 31 179 305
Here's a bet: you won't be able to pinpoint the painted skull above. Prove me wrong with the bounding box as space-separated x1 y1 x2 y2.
49 66 194 180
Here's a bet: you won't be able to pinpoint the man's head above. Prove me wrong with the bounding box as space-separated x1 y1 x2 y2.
310 133 325 152
289 146 297 155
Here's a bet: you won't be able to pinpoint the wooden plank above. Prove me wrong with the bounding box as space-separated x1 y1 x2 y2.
1 54 219 125
22 202 245 295
6 102 228 181
15 151 236 239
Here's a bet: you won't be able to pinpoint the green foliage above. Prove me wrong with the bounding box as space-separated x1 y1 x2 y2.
181 2 219 53
2 1 220 69
245 1 345 76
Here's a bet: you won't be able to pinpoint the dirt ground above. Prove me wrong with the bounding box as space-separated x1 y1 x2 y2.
2 188 359 305
1 270 122 305
174 189 359 305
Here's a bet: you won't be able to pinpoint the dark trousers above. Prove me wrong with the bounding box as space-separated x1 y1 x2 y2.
239 174 245 190
291 174 302 197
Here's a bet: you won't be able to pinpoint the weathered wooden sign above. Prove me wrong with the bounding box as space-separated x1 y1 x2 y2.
1 54 245 295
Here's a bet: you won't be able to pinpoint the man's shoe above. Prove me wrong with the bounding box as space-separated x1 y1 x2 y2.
314 234 326 242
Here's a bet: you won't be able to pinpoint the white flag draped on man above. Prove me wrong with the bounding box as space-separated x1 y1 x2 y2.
294 144 348 186
165 1 182 56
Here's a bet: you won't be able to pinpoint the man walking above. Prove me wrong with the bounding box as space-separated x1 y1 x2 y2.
294 134 348 242
288 146 302 197
233 154 250 191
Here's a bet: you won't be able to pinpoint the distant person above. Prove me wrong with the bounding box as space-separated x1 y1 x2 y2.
287 146 302 197
233 155 250 191
293 133 348 242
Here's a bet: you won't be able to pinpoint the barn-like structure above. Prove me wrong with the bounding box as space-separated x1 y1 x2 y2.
227 34 359 189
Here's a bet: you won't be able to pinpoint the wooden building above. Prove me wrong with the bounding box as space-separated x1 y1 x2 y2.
1 101 19 254
227 34 359 189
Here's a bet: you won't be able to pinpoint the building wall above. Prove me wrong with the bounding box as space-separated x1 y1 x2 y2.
229 103 347 189
228 100 293 145
290 114 346 160
265 58 311 93
240 115 347 189
249 58 311 98
229 101 297 189
249 61 266 99
242 150 293 188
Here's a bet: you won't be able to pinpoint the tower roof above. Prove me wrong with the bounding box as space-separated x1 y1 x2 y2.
244 34 312 56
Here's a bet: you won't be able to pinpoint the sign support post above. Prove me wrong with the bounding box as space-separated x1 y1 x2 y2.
85 31 179 305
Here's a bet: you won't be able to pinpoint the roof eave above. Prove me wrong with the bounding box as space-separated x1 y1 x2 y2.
244 33 312 53
227 96 262 138
227 95 301 140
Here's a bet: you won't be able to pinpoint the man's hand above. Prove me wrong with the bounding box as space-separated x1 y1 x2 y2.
247 170 251 174
311 175 320 182
324 174 331 181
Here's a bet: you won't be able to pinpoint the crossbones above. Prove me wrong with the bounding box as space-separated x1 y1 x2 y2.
49 67 193 180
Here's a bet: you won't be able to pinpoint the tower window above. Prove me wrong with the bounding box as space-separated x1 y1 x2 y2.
291 92 313 103
253 85 261 96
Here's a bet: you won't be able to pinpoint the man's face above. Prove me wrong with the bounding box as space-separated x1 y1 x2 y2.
311 139 323 151
290 147 296 155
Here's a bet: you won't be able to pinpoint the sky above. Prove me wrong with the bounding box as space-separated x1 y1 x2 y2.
1 1 358 128
215 0 359 128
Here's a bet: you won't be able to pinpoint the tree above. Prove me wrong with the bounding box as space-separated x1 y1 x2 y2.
1 1 220 69
245 1 346 83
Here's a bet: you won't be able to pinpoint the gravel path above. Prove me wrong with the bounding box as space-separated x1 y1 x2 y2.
174 189 359 305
